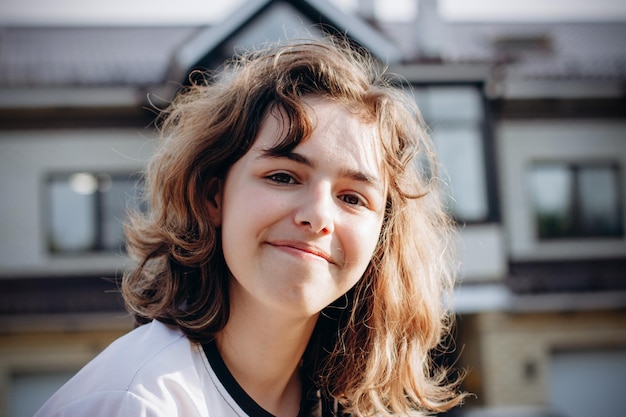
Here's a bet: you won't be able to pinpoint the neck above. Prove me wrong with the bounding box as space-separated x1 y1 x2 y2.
216 299 319 417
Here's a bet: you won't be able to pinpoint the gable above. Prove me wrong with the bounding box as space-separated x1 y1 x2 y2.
166 0 402 85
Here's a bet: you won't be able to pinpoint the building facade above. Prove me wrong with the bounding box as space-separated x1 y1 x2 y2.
1 1 625 416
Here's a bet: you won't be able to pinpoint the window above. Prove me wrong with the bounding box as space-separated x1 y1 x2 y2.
46 172 144 253
10 370 77 417
412 85 491 222
528 161 623 239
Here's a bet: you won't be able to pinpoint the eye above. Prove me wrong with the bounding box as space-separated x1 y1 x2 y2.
339 193 364 206
266 172 297 184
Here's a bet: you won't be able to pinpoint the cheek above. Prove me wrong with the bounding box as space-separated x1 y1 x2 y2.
345 217 384 268
220 187 287 246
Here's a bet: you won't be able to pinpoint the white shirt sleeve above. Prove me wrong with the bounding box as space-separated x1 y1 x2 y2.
33 322 216 417
36 390 173 417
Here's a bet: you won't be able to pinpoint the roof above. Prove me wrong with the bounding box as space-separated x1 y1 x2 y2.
0 26 197 88
0 3 624 95
444 22 626 81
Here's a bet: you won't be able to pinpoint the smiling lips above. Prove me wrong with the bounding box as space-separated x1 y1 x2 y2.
268 240 336 265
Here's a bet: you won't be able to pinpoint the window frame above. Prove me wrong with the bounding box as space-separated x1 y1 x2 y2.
44 171 144 255
528 160 624 240
409 81 500 224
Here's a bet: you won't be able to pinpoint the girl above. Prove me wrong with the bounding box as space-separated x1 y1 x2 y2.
36 37 465 416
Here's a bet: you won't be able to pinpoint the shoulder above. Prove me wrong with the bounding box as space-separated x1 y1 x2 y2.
77 320 194 391
35 321 211 416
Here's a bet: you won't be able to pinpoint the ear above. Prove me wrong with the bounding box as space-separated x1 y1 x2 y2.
207 178 223 227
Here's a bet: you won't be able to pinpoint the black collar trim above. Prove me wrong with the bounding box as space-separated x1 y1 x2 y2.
202 340 275 417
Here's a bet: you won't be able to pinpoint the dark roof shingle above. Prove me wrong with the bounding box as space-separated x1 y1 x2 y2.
0 26 197 87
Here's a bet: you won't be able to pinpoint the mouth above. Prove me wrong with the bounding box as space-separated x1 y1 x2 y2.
268 240 335 265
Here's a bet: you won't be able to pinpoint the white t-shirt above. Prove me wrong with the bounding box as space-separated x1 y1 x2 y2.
35 320 307 417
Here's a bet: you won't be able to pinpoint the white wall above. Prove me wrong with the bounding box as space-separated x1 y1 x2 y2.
457 223 507 282
0 129 156 277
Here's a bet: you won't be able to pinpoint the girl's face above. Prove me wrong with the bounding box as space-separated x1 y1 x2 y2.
212 96 386 320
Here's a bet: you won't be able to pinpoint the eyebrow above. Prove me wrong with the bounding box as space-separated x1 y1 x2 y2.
257 149 384 190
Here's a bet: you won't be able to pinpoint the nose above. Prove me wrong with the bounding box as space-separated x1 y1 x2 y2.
294 183 335 235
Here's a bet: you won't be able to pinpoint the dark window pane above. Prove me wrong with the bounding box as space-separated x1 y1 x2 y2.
579 166 622 236
528 164 573 239
100 174 143 251
528 162 623 239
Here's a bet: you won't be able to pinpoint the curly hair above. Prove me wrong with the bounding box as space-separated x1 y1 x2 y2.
123 36 465 415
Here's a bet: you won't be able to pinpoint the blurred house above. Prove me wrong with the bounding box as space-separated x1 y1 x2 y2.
0 0 625 416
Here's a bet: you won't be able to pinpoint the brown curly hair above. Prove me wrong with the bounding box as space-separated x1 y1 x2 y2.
123 37 465 415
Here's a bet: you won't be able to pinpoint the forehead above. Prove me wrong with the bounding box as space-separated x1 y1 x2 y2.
260 96 378 144
256 96 383 165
